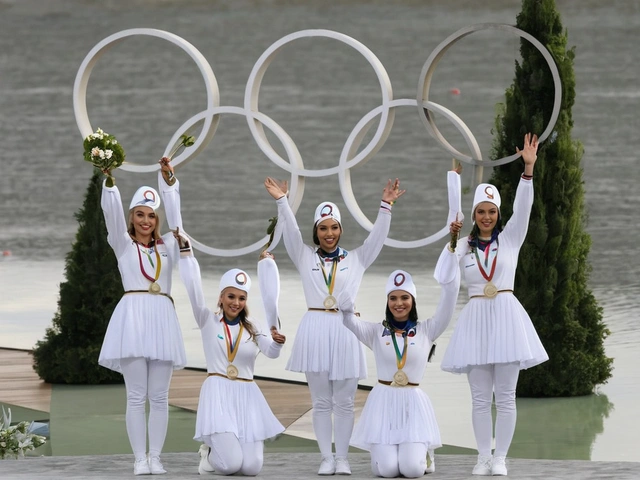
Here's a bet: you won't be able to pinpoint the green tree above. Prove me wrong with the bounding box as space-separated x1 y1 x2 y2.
490 0 612 396
32 171 123 384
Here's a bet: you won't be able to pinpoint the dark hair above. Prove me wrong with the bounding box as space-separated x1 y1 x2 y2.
383 296 418 328
312 223 342 246
467 209 503 251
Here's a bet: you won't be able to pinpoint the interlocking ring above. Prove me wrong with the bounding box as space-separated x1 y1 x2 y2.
73 26 560 257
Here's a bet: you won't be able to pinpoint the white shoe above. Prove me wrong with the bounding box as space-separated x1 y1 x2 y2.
134 457 151 475
149 455 166 475
335 457 351 475
472 454 493 476
425 450 435 473
318 455 336 475
491 456 507 476
198 444 215 475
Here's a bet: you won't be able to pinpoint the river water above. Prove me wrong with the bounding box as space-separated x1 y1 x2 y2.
0 0 638 462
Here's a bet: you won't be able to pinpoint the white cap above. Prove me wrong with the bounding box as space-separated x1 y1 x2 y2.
385 270 417 300
129 186 161 211
472 183 501 217
219 268 251 295
314 202 341 227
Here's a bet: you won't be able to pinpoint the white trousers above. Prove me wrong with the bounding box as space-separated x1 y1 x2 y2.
370 443 427 478
467 362 520 457
120 357 173 460
306 372 358 458
206 432 264 476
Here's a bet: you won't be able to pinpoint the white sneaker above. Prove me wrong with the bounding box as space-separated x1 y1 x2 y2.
472 454 493 476
198 444 215 475
425 450 435 473
491 456 507 476
134 457 151 475
335 457 351 475
149 455 166 475
318 455 336 475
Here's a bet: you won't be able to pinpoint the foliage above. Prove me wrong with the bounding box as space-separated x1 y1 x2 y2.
489 0 612 396
32 171 124 384
0 407 47 459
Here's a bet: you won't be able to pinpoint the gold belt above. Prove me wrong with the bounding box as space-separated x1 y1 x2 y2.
378 379 419 387
470 289 513 299
124 290 174 305
308 308 340 313
207 372 253 382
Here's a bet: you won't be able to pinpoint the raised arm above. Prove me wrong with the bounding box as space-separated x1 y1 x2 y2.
177 239 212 329
339 295 377 349
100 180 130 258
257 252 280 331
265 177 307 265
255 321 285 359
158 157 183 231
426 246 461 342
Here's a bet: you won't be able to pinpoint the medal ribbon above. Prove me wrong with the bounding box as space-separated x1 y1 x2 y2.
318 255 339 297
135 242 161 283
473 240 498 282
390 331 409 370
222 319 244 363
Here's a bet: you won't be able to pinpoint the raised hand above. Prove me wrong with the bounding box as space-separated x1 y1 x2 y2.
516 133 539 174
159 156 176 185
264 177 288 200
382 178 406 204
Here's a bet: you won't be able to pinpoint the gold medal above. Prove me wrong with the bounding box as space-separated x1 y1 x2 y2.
149 282 161 294
323 295 337 309
483 282 498 298
226 364 239 379
393 370 409 386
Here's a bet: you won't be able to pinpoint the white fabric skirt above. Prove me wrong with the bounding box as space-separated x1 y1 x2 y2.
194 376 284 443
99 293 187 373
441 293 548 374
286 310 367 380
351 384 442 451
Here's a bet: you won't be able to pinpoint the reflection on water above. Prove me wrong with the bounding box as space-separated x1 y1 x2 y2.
511 393 613 460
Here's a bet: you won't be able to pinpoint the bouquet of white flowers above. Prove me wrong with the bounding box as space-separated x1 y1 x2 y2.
83 128 125 187
0 407 47 459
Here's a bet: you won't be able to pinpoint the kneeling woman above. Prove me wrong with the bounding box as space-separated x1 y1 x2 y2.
341 221 461 478
178 239 286 476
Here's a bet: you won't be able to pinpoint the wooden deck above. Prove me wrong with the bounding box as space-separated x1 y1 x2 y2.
0 348 366 429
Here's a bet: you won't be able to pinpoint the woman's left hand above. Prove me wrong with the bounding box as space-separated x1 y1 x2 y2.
517 133 539 170
159 156 176 184
270 326 286 344
382 178 406 204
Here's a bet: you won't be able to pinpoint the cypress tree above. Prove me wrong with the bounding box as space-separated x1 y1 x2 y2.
490 0 612 396
32 171 123 384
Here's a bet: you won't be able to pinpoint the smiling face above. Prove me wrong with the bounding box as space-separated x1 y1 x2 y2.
129 206 157 244
219 287 247 321
387 289 413 322
474 202 499 238
315 218 342 252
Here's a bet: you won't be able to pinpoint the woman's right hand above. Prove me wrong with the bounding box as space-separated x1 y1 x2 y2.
264 177 288 200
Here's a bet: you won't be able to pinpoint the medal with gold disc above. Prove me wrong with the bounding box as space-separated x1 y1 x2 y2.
221 319 244 380
318 252 339 309
474 239 499 298
135 241 162 294
390 329 409 386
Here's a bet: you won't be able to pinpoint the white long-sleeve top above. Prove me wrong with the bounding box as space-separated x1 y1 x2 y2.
276 196 392 308
179 254 282 379
454 178 533 296
343 248 460 385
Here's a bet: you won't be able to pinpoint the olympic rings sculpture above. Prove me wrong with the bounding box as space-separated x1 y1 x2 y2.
73 25 561 257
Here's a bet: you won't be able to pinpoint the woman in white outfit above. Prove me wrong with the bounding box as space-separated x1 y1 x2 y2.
177 236 286 476
440 133 549 476
342 214 462 478
99 162 186 475
264 177 405 475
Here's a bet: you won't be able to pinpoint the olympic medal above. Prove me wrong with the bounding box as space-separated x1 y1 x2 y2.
149 282 161 294
323 295 337 309
226 364 239 379
393 370 409 386
483 282 498 298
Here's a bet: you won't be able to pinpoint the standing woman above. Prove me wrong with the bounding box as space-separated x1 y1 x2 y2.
98 163 186 475
177 236 286 476
441 133 549 476
341 214 462 478
264 177 405 475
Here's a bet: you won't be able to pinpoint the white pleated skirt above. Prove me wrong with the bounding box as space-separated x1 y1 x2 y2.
99 293 187 373
351 384 442 451
194 376 285 443
441 293 548 374
286 310 367 380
